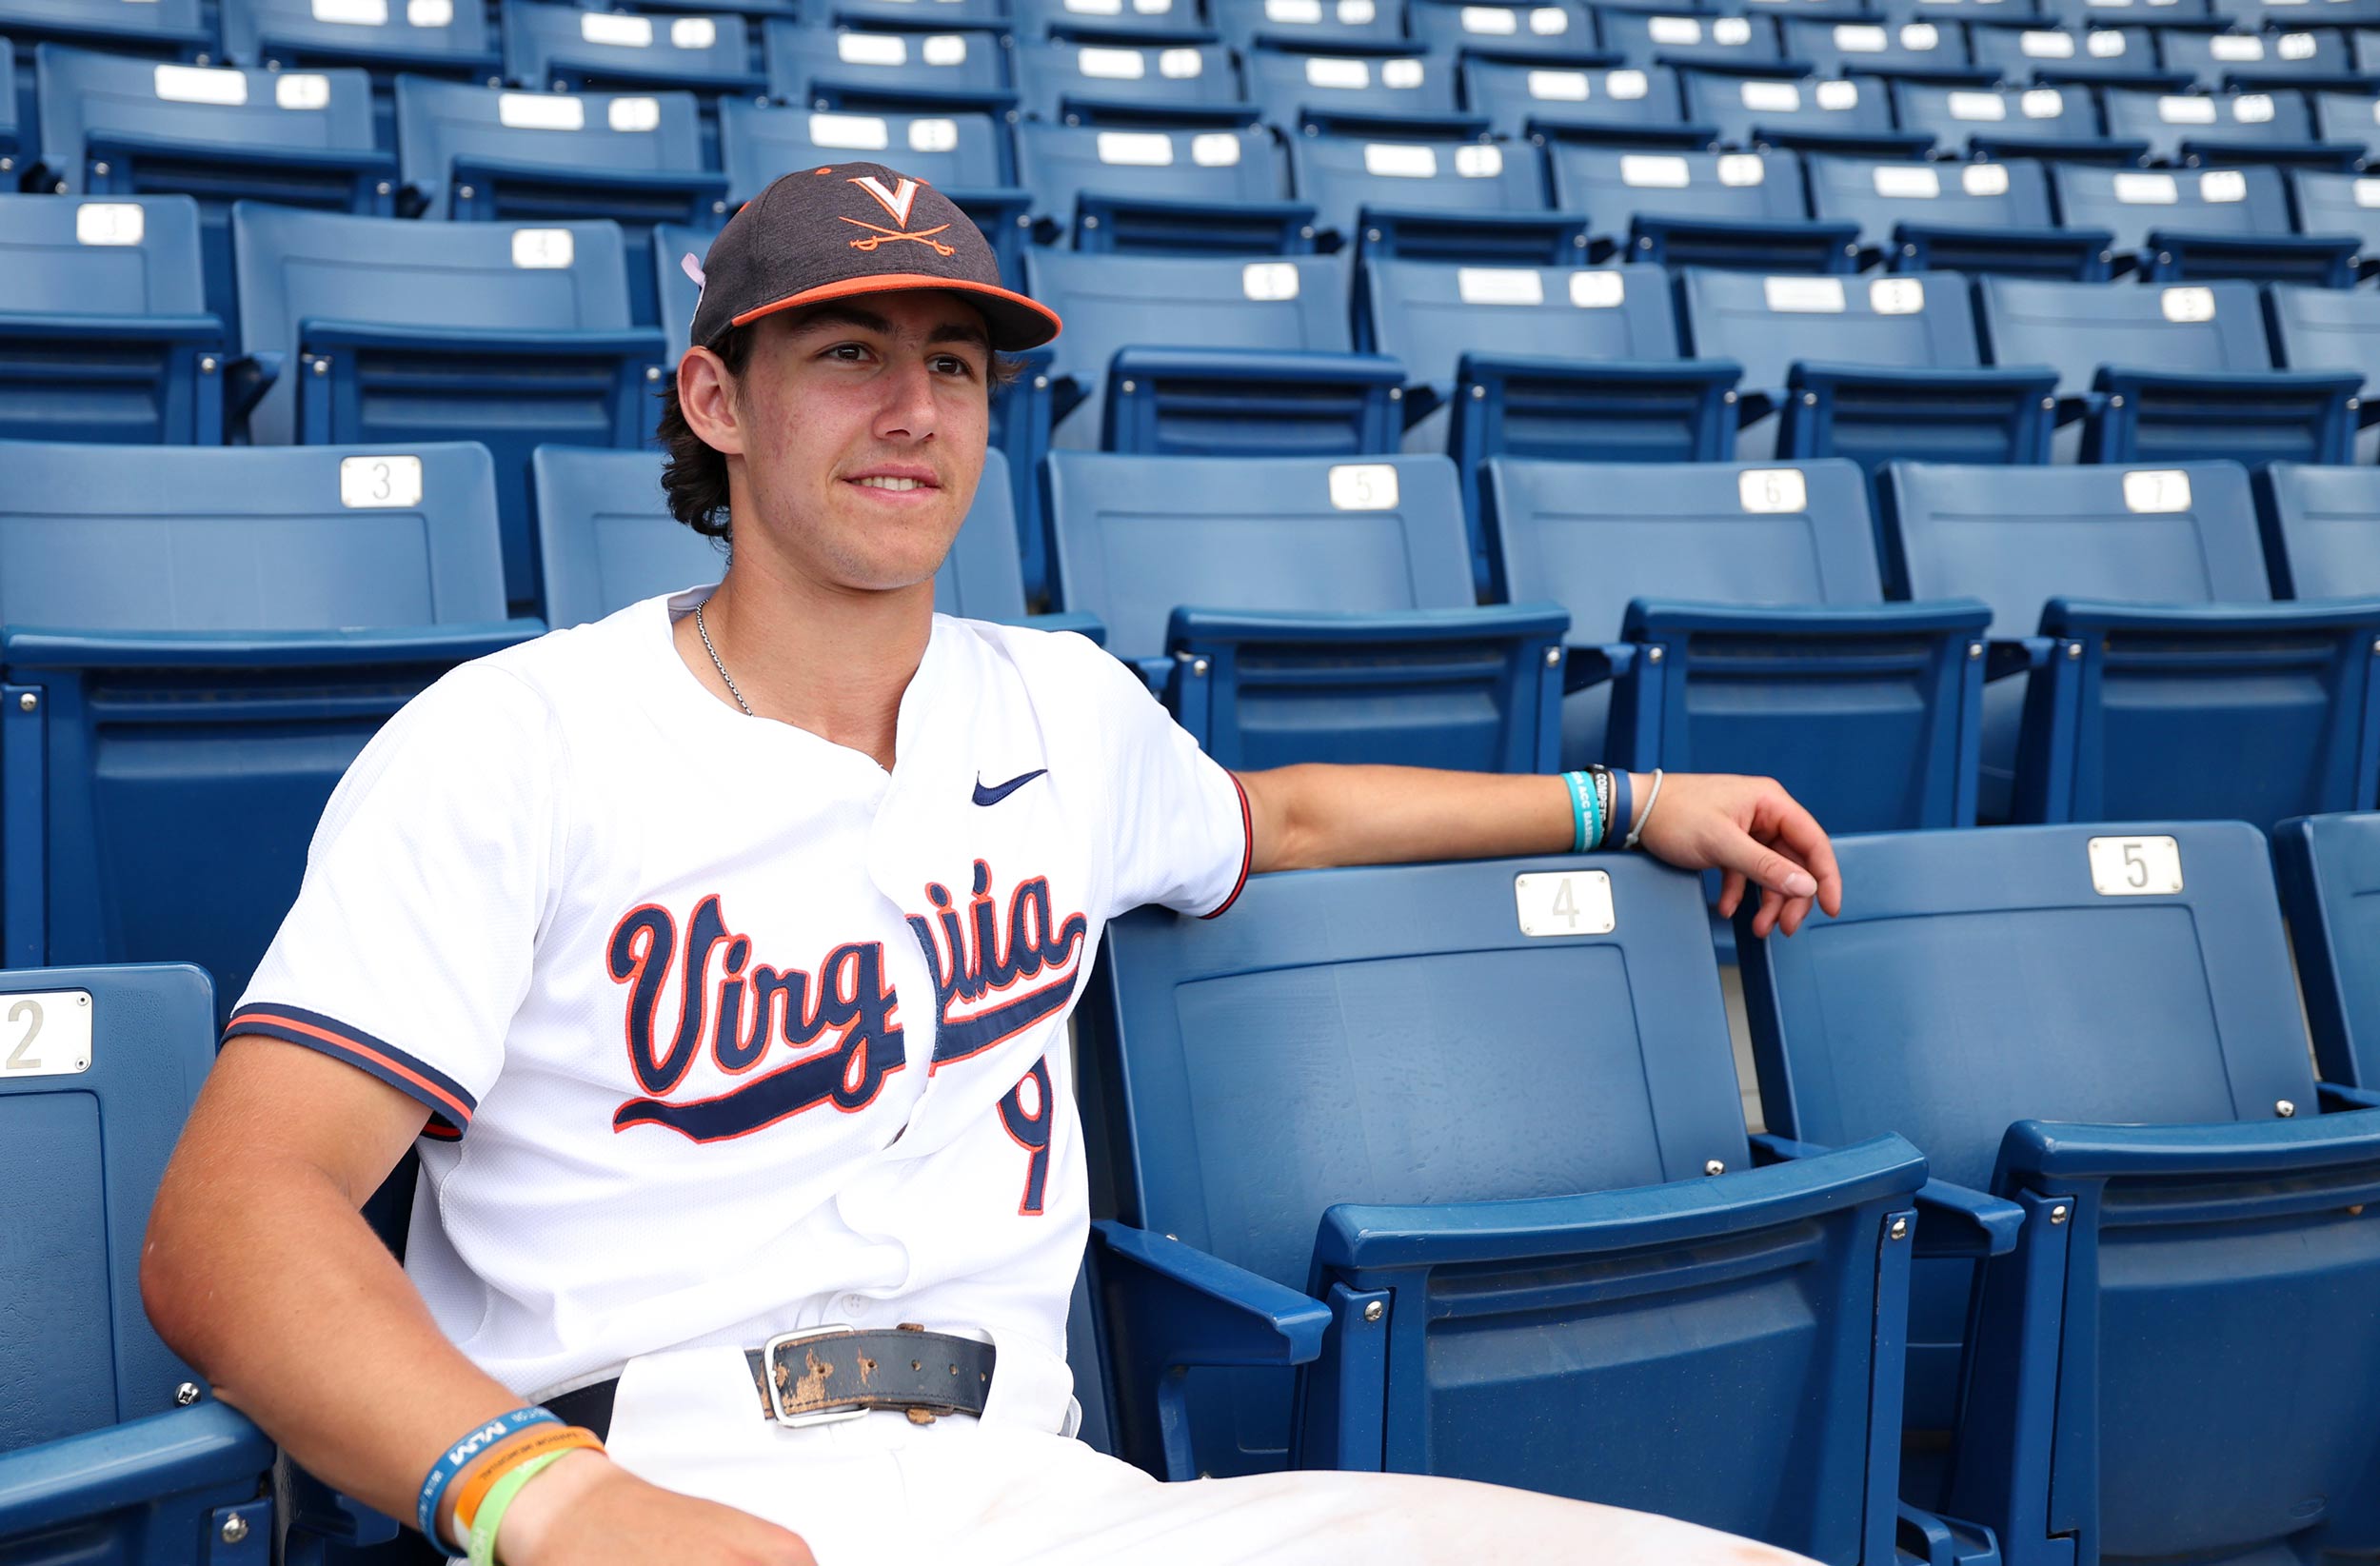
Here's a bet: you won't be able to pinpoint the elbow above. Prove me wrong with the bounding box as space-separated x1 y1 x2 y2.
140 1176 216 1367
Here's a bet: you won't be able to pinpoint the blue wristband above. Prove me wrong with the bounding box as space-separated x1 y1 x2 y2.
418 1407 559 1542
1563 770 1592 853
1610 768 1633 847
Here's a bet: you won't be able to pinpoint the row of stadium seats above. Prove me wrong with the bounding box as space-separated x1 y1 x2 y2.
12 816 2380 1566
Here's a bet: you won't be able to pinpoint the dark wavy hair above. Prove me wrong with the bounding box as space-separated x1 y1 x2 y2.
655 318 1024 545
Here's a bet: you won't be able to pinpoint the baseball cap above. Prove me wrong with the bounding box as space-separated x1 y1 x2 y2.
684 162 1061 353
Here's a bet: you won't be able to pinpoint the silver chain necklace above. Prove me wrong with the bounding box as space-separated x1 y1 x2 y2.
693 601 755 718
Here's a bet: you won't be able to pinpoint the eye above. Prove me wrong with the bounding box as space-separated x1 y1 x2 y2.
823 342 872 364
932 353 978 379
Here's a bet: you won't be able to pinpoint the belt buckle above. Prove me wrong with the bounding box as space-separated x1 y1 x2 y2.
759 1325 873 1429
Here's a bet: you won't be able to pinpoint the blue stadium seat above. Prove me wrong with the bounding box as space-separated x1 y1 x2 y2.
1011 0 1216 41
2160 26 2371 92
0 0 213 58
1458 57 1702 144
829 0 1010 27
1078 851 1929 1565
762 19 1017 117
1880 459 2380 825
1242 43 1482 136
1406 0 1603 57
2266 285 2380 459
1548 144 1861 270
1682 268 2057 473
1015 121 1314 252
1362 259 1737 584
1014 38 1251 125
0 193 226 445
2311 89 2380 164
0 440 540 998
1595 8 1786 71
655 219 705 351
396 79 729 326
2253 460 2380 599
2049 160 2358 282
2272 809 2380 1092
1681 68 1933 154
1208 0 1409 53
2101 84 2355 167
0 963 280 1566
1805 154 2114 277
502 1 764 95
1778 15 1991 81
1979 274 2358 464
221 0 504 145
1738 820 2380 1566
1045 451 1568 767
2244 0 2380 25
2034 0 2207 21
1487 457 1991 845
0 36 20 182
34 45 397 336
1889 80 2144 162
1966 23 2183 89
1737 0 1875 21
1286 132 1588 261
1874 0 2048 20
232 205 670 615
532 446 1091 637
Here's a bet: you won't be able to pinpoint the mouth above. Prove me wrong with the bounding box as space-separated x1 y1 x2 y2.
851 475 936 493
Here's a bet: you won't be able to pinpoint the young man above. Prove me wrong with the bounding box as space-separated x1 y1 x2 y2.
142 165 1844 1566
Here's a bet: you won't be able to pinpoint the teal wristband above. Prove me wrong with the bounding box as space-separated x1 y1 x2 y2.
467 1450 570 1566
1584 768 1604 850
1563 770 1592 853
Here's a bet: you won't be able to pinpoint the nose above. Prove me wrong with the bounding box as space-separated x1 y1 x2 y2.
871 351 940 446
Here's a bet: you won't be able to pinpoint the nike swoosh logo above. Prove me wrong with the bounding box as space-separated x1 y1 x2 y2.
973 768 1047 807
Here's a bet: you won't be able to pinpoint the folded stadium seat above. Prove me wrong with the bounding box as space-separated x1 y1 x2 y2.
1966 24 2186 90
603 0 797 12
1457 57 1705 145
827 0 1011 28
1593 9 1790 74
1978 274 2359 464
2101 84 2357 167
1737 821 2380 1566
2049 160 2358 281
2257 460 2380 612
2160 26 2374 92
2244 0 2380 24
1011 0 1218 43
762 20 1018 117
2033 0 2210 20
2273 809 2380 1094
1074 854 1935 1561
0 0 213 59
1682 268 2058 471
1361 259 1739 585
1888 80 2149 163
1778 15 1995 83
1013 38 1253 126
501 1 764 95
2352 27 2380 78
221 0 504 147
0 964 283 1566
1874 0 2050 21
0 194 227 445
1548 144 1862 269
1242 42 1486 136
717 100 1029 277
2283 169 2380 287
1016 122 1316 252
1738 0 1883 22
32 46 396 338
1045 451 1569 763
1486 456 1991 863
0 36 18 182
1879 459 2380 824
1680 68 1934 155
232 205 671 615
1806 153 2116 276
0 440 541 998
1208 0 1409 54
396 79 728 327
2311 88 2380 165
1286 132 1589 261
1405 0 1607 60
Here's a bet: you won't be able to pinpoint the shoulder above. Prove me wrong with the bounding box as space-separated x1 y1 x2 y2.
939 617 1150 710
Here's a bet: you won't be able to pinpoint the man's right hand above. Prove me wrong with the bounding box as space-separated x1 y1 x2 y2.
498 1451 817 1566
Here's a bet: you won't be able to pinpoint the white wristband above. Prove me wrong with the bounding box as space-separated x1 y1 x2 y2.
1623 768 1664 851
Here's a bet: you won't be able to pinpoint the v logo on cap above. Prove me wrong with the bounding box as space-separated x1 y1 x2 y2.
848 175 923 228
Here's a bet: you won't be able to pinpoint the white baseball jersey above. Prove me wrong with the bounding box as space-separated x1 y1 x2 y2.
228 587 1251 1430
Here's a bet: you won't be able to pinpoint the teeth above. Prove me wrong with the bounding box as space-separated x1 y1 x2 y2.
856 476 924 492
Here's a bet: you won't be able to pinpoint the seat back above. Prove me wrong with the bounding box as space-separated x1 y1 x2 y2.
0 0 208 53
1016 122 1289 239
2101 85 2317 159
2311 91 2380 161
1682 267 1983 388
2272 809 2380 1088
1209 0 1410 52
2254 459 2380 600
1681 69 1898 144
1014 39 1244 122
1548 144 1808 230
1977 274 2272 396
1287 133 1552 241
1083 854 1753 1477
2265 279 2380 389
763 20 1013 106
1243 44 1462 129
1457 57 1687 140
0 963 217 1453
1965 24 2161 84
1806 154 2057 252
1045 451 1474 660
1597 9 1784 70
1888 81 2101 154
533 446 1029 626
1405 0 1597 56
655 220 706 351
396 78 712 219
1780 15 1974 76
1011 0 1212 41
2037 0 2211 19
503 0 758 91
2289 168 2380 268
720 100 1010 204
1363 257 1680 389
2162 27 2357 90
222 0 498 70
2048 161 2291 251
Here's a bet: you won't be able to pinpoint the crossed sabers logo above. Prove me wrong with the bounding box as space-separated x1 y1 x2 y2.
842 175 957 257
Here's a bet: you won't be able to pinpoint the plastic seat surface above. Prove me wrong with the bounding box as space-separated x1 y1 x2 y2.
1287 133 1573 259
1208 0 1409 52
222 0 501 74
1242 44 1468 133
1011 0 1216 41
1597 8 1785 69
1779 14 1979 77
1804 154 2103 276
1548 145 1850 269
2159 26 2364 91
2272 809 2380 1091
762 19 1015 112
1887 80 2109 157
1405 0 1600 58
1015 122 1301 250
1965 23 2171 87
2254 458 2380 600
503 0 764 92
723 100 1016 201
1014 39 1246 123
2102 84 2338 164
2048 160 2350 282
1457 57 1692 141
1680 68 1913 150
0 0 210 53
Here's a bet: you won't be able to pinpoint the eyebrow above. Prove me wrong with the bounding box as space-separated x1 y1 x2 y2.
785 302 990 356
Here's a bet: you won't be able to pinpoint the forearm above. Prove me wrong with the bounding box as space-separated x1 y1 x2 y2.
1240 763 1643 873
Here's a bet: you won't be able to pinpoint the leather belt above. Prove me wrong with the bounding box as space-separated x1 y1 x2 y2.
544 1325 995 1442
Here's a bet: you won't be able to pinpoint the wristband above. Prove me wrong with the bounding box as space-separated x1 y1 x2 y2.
451 1426 605 1546
1624 768 1665 851
419 1407 559 1543
1611 768 1634 845
467 1449 572 1566
1562 769 1593 854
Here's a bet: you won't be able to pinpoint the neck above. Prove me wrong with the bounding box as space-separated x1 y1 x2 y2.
676 543 932 772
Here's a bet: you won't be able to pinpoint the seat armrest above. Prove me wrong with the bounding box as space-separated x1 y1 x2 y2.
1458 350 1742 394
1106 346 1404 389
0 311 225 345
1891 220 2114 279
1998 1108 2380 1183
2092 364 2365 404
1056 94 1263 128
446 155 730 209
297 318 670 362
1348 204 1590 263
1984 635 2053 684
86 129 397 181
1754 1134 2019 1257
1 623 547 671
1168 603 1571 649
1626 212 1862 270
227 351 285 423
2322 1082 2380 1112
1560 640 1639 695
1294 108 1492 140
0 1402 271 1538
1623 597 1994 639
1789 361 2059 401
1070 192 1318 251
1090 1220 1330 1367
2144 228 2360 287
2040 596 2380 639
2177 137 2361 172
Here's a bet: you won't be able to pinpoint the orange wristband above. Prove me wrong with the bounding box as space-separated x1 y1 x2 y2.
447 1425 604 1543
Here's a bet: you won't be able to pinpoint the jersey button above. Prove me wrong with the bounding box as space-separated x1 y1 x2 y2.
835 1293 867 1318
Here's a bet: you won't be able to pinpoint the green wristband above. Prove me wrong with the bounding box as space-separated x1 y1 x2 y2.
466 1449 571 1566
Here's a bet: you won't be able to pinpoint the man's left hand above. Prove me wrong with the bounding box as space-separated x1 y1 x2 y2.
1632 773 1843 940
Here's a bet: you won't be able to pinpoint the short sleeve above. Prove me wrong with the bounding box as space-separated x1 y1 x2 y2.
1074 646 1252 922
226 664 565 1140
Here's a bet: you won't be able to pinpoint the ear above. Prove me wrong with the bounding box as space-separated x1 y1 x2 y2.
677 345 744 458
